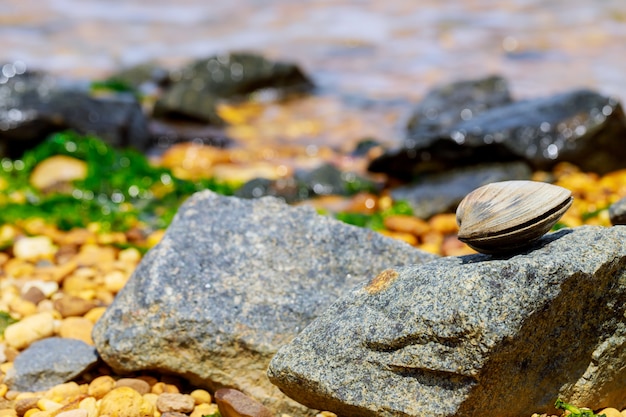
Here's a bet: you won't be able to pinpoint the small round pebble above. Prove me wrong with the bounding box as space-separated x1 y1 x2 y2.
156 393 195 414
87 376 116 399
13 237 57 261
190 403 219 417
214 388 272 417
57 317 94 345
598 407 622 417
115 378 151 395
3 312 55 350
189 389 212 405
99 387 154 417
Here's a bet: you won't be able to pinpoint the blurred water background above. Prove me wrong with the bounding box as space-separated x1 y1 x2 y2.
2 0 626 148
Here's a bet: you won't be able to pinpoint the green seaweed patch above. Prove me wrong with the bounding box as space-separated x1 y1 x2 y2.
335 200 413 230
581 206 608 221
0 311 17 337
0 131 238 232
554 398 606 417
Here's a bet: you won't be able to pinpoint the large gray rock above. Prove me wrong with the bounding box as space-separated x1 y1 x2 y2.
8 337 99 392
93 190 437 416
268 226 626 417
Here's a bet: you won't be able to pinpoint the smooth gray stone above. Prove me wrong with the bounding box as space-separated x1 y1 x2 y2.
268 226 626 417
8 337 98 392
391 161 532 219
93 190 437 416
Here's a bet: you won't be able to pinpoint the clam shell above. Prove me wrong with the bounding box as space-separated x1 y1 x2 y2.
456 180 573 254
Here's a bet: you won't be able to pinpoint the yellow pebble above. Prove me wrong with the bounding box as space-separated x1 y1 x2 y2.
87 375 116 399
9 297 38 318
36 398 62 412
118 248 141 264
189 403 218 417
23 409 40 417
103 271 128 294
13 236 57 261
83 307 108 324
79 397 98 417
598 407 622 417
45 381 82 402
4 311 55 350
57 317 94 345
99 387 153 417
189 389 212 405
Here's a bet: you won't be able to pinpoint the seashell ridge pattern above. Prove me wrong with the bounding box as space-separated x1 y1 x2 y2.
456 180 573 254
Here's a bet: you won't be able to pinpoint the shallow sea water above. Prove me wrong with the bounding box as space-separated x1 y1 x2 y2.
2 0 626 149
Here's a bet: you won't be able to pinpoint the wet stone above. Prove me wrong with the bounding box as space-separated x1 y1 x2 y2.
370 85 626 178
0 71 150 158
268 226 626 417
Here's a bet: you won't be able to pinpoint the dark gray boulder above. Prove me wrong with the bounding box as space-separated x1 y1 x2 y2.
405 75 513 145
370 87 626 179
93 190 437 415
0 69 150 158
153 52 314 124
268 226 626 417
390 161 532 219
7 337 99 392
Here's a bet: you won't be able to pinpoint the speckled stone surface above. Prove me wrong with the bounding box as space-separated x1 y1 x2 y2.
8 337 99 392
268 226 626 417
93 190 437 416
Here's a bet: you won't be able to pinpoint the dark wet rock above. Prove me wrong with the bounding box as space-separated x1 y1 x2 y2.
370 87 626 179
235 177 306 203
406 75 512 144
105 62 171 91
153 52 314 124
609 197 626 225
236 163 378 203
268 226 626 417
391 161 532 219
0 70 150 158
93 190 437 416
351 138 382 157
7 337 99 392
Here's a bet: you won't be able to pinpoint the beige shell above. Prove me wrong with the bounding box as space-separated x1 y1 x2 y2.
456 180 573 254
